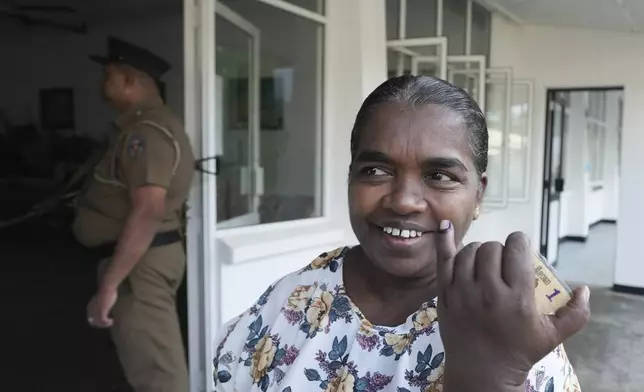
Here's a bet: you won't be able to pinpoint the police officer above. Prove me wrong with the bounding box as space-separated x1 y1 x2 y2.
73 37 194 392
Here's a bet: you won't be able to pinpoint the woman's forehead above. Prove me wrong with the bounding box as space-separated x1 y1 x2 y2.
358 103 472 160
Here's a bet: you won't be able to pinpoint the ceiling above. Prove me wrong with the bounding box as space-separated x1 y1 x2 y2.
1 0 180 24
479 0 644 33
5 0 644 33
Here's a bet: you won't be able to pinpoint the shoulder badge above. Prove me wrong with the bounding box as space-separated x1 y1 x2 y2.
127 135 145 158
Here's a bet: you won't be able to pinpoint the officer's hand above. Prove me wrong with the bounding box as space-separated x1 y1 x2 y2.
86 288 117 328
434 220 590 391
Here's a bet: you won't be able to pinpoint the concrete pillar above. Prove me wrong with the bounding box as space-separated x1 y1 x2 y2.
325 0 387 230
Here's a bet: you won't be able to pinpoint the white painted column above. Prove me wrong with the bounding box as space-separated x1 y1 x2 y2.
615 79 644 289
325 0 387 227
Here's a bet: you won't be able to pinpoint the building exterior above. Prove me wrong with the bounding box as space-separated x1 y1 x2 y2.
181 1 644 390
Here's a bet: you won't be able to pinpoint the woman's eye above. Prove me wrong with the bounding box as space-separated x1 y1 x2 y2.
427 172 453 182
363 167 388 177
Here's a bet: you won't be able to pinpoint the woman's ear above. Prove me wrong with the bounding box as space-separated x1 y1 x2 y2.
476 172 488 204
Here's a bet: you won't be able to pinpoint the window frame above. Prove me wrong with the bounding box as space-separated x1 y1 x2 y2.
508 79 534 203
214 0 328 237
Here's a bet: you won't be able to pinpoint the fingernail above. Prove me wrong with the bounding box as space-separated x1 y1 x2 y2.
439 220 451 232
583 286 591 302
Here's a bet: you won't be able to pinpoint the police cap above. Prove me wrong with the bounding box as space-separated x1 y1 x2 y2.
89 36 171 80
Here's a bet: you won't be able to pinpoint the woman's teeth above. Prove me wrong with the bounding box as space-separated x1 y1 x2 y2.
381 226 423 238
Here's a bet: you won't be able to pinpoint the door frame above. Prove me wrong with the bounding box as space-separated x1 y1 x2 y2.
539 91 567 263
184 0 219 391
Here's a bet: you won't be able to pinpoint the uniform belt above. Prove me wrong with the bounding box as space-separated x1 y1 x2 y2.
92 230 182 260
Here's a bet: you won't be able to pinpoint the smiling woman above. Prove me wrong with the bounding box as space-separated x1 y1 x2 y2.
212 75 589 392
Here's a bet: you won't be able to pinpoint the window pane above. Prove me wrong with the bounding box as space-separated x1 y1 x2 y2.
447 62 483 104
215 13 253 226
444 0 467 55
387 49 413 77
386 0 400 40
217 0 323 228
405 0 438 38
471 1 491 58
509 82 531 200
387 44 441 77
485 75 510 202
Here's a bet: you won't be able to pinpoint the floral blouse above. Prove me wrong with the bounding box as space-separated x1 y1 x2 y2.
213 247 582 392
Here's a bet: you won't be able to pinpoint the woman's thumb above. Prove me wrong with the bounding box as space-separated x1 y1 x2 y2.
550 286 591 341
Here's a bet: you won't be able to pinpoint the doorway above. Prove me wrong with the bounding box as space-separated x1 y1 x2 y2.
540 87 623 285
0 1 187 391
540 90 569 264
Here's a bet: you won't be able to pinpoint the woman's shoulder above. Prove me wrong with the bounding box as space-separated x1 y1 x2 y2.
212 246 353 388
217 246 351 331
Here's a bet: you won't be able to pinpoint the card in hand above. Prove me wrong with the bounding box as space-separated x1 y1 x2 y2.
533 251 573 315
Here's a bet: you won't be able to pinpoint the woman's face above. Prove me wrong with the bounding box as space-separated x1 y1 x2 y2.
348 102 487 279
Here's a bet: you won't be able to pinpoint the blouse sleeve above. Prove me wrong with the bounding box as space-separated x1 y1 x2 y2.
525 345 582 392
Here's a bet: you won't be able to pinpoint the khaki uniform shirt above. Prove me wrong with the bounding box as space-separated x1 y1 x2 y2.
72 97 195 248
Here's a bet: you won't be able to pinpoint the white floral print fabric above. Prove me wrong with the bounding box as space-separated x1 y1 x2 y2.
213 247 582 392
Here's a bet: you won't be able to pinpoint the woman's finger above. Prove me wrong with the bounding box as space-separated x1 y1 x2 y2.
474 241 504 286
435 220 457 288
453 242 481 284
501 231 533 292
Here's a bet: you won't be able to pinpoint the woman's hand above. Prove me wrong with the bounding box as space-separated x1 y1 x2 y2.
434 220 590 392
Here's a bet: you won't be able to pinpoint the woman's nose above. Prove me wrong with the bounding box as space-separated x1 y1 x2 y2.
382 177 428 215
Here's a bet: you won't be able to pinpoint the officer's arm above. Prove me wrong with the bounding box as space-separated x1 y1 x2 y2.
99 126 176 293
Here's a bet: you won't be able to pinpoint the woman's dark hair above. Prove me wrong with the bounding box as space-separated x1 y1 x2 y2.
349 75 488 177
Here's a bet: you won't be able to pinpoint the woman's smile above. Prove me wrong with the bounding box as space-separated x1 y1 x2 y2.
372 223 433 250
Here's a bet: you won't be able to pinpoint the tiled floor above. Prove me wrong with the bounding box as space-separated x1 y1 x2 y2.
554 223 644 392
556 223 616 287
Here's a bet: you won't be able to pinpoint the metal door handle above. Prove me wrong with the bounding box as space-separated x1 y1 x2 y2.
554 178 565 192
195 156 220 176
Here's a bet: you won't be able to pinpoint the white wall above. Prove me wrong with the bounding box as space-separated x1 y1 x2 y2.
472 15 644 288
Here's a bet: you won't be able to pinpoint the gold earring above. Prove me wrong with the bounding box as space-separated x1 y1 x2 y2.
473 206 480 220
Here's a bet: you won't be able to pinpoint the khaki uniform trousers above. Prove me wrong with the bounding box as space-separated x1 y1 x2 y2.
98 242 188 392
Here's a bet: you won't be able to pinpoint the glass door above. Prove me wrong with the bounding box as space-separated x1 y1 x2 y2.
215 2 262 229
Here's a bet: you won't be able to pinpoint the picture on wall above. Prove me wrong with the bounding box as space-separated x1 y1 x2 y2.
39 88 75 131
